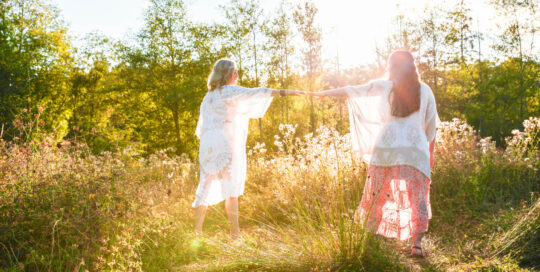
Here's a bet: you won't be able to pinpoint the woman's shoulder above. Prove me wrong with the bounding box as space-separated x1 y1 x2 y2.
212 85 244 96
370 79 393 89
419 82 435 98
351 79 392 94
221 85 254 93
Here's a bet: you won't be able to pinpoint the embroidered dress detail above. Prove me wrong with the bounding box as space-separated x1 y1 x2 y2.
198 129 232 175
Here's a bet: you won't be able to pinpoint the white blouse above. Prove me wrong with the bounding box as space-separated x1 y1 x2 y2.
193 85 273 207
345 79 439 179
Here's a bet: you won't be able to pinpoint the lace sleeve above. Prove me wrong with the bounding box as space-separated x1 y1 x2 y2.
224 86 274 119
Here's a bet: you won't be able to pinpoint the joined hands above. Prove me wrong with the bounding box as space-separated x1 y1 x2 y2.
278 89 305 96
276 89 344 98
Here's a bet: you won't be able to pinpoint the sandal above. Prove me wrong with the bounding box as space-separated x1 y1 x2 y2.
411 246 424 257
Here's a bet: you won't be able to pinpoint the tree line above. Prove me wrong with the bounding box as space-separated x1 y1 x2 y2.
0 0 538 157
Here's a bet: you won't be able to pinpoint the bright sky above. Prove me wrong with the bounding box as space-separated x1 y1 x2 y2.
54 0 499 68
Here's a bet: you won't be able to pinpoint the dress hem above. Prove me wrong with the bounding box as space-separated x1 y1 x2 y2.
192 193 244 208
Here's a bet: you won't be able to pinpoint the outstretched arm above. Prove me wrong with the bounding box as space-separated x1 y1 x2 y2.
318 88 348 98
307 82 378 98
271 89 305 97
304 87 348 98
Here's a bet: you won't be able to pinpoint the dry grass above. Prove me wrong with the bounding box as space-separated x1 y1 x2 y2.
0 114 538 271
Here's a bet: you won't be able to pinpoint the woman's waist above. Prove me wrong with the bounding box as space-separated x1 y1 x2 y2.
373 144 428 151
204 117 247 125
371 146 429 159
367 148 431 179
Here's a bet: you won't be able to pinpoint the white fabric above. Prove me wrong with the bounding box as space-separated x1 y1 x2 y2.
193 85 273 207
345 79 439 178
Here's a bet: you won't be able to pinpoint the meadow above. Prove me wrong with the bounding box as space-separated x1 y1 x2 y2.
0 1 538 270
1 111 538 271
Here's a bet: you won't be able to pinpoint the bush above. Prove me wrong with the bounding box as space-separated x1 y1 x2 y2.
0 109 195 270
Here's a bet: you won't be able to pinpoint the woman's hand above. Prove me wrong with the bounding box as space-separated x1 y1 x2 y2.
429 140 435 168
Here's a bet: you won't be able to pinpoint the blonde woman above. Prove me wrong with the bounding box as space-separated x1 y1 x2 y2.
305 51 439 256
193 59 301 239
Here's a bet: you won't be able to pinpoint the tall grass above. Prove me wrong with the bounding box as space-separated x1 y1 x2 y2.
0 111 538 271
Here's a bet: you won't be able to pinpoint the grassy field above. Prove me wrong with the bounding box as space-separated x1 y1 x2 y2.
1 118 539 271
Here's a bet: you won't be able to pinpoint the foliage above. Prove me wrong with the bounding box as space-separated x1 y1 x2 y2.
0 0 73 140
1 114 539 271
1 0 538 154
0 0 538 269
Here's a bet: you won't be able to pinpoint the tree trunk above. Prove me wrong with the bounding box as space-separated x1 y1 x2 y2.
253 30 263 143
171 102 181 152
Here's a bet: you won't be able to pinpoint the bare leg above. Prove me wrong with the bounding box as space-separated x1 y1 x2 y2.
411 232 425 256
225 197 240 239
194 205 208 234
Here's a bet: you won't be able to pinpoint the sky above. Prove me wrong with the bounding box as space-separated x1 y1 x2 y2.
53 0 500 68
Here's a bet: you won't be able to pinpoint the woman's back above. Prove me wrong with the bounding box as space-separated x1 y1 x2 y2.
345 79 439 178
193 84 273 208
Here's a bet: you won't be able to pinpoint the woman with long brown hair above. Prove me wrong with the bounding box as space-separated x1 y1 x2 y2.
307 50 439 256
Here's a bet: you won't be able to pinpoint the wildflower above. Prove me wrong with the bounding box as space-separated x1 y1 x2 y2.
37 106 44 113
88 194 95 200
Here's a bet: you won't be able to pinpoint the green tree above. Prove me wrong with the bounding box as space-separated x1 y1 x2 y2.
443 0 476 65
113 0 221 156
490 0 538 124
0 0 73 139
221 0 268 142
293 0 322 133
68 33 136 153
468 60 540 142
263 0 296 124
221 0 261 85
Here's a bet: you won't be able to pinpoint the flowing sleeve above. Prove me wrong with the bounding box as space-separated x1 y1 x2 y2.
343 82 375 98
226 86 274 119
424 84 440 142
345 80 390 160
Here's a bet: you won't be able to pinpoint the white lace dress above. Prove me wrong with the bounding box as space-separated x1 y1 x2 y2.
345 79 439 178
192 85 273 208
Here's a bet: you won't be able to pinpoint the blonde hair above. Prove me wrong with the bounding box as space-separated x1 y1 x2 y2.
207 59 237 91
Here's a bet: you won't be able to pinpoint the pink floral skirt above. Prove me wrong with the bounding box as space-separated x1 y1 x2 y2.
355 165 432 241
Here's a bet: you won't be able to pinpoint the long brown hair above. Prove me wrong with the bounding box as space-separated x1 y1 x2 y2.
388 50 421 117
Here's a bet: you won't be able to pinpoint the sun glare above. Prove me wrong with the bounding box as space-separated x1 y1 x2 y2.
305 0 493 67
